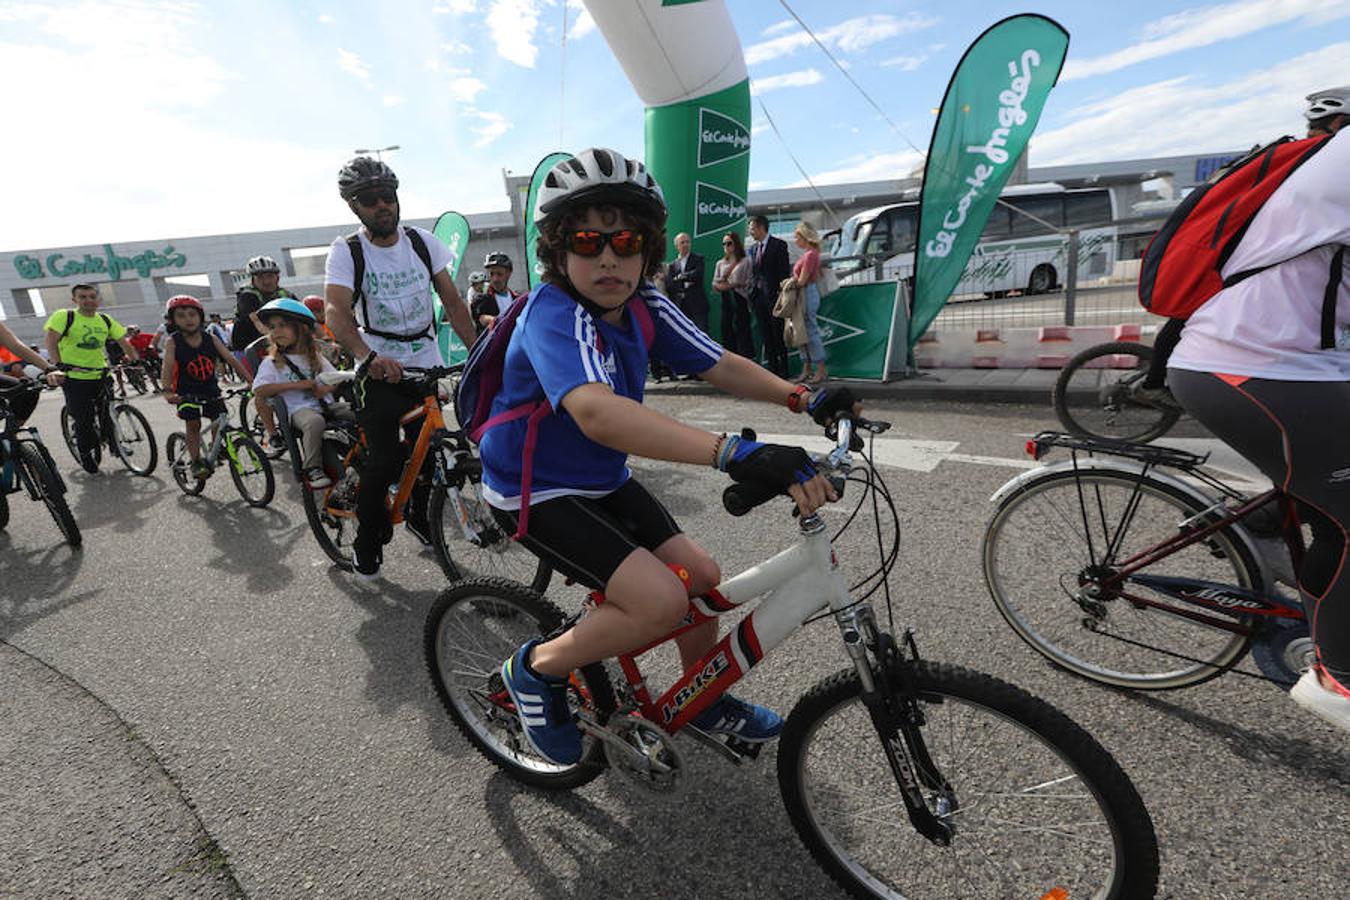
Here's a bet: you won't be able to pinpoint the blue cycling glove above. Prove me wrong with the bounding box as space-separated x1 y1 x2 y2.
716 435 817 488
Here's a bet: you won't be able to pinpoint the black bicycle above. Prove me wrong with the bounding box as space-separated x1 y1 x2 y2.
1052 341 1183 443
0 374 79 546
57 365 158 476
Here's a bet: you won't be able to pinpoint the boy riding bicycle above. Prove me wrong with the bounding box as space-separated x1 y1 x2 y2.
484 148 857 765
160 295 252 480
43 283 140 473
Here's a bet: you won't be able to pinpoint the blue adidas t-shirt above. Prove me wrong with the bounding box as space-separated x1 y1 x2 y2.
480 282 723 509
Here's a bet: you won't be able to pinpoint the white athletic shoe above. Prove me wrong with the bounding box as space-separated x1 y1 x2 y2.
1290 667 1350 733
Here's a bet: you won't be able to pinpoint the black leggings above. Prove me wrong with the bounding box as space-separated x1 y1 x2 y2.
353 375 431 551
1170 368 1350 685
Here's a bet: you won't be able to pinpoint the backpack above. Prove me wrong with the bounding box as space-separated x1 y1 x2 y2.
60 310 112 337
455 287 657 539
1138 134 1340 345
347 227 436 342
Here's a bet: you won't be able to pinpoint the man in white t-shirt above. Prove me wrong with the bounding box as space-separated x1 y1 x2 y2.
324 155 476 580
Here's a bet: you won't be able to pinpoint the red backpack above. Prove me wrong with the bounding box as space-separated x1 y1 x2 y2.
1138 134 1337 337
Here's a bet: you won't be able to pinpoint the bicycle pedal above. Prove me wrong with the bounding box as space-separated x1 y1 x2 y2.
722 736 763 760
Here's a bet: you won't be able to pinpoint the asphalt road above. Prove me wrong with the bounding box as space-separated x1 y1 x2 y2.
2 386 1346 898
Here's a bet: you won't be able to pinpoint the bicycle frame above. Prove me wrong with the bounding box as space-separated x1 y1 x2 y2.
601 515 853 734
1097 485 1306 635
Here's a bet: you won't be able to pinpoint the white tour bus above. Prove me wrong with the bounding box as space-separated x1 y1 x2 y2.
834 183 1117 296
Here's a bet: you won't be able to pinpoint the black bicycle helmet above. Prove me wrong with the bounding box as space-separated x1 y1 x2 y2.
534 148 666 225
483 252 513 270
338 156 399 201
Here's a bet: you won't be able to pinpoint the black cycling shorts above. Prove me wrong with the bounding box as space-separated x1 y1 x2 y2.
489 477 682 589
176 396 226 422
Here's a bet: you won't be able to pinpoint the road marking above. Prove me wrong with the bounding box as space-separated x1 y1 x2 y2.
755 433 1035 473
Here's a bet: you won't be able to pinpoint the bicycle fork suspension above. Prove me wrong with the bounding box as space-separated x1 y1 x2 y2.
837 606 955 846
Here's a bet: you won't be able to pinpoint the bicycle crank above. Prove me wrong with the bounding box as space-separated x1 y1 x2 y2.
583 714 685 794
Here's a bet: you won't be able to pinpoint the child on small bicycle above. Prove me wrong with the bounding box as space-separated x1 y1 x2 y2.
160 295 252 480
250 298 353 489
484 148 858 765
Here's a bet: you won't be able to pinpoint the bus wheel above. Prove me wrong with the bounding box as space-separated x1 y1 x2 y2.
1027 264 1057 294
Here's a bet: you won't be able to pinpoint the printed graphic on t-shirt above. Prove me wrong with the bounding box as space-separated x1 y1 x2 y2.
73 323 103 350
185 354 215 381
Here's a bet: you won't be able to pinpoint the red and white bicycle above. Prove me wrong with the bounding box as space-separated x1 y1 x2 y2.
425 416 1159 899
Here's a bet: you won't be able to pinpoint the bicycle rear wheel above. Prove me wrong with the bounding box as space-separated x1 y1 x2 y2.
983 468 1258 689
428 468 551 591
166 433 206 496
1053 342 1180 443
778 661 1159 900
226 432 274 507
424 577 614 790
301 435 361 570
109 403 157 475
17 441 81 547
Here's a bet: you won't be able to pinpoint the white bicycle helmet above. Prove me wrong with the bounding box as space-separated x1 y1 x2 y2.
468 270 488 285
534 148 666 224
1305 86 1350 122
246 255 280 276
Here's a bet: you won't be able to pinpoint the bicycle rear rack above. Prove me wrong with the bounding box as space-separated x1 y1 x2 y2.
1026 431 1209 471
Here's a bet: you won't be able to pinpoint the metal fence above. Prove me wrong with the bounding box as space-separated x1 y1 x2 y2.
830 225 1156 335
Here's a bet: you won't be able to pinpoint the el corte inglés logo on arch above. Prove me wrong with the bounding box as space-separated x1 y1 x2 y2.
694 182 747 238
697 108 751 168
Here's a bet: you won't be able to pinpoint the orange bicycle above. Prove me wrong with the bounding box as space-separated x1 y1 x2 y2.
297 362 549 589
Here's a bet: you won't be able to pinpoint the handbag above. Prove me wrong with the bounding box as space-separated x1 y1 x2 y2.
817 262 840 296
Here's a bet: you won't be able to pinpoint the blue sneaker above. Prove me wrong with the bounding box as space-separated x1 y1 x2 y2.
501 640 582 765
691 694 784 742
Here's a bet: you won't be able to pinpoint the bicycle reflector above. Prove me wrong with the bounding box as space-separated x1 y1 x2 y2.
1025 438 1043 460
1038 888 1069 900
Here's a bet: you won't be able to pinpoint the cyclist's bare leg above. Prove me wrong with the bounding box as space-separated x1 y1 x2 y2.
530 548 692 678
255 394 276 436
652 533 722 670
185 418 202 461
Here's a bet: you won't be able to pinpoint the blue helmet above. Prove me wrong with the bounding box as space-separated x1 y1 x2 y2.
258 297 316 327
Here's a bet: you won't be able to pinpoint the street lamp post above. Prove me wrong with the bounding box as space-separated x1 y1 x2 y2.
354 144 400 160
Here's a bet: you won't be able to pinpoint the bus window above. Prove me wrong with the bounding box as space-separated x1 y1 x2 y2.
888 207 918 254
980 205 1011 240
1064 190 1112 228
864 217 893 257
1007 196 1064 237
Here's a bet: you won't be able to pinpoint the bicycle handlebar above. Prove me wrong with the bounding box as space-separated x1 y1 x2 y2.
721 415 891 517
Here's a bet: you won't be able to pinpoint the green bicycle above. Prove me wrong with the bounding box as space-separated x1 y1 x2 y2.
166 387 275 507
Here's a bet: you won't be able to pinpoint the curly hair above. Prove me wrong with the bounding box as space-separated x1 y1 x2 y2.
267 319 323 376
535 202 667 289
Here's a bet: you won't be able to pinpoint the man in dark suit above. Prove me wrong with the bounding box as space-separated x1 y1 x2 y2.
665 232 709 333
748 215 791 377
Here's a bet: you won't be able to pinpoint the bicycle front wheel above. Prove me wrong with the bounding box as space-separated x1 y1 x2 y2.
226 433 274 507
17 441 81 547
166 433 206 496
1053 342 1180 443
58 406 85 464
428 472 551 591
109 403 157 475
424 577 613 790
984 469 1258 689
778 661 1159 900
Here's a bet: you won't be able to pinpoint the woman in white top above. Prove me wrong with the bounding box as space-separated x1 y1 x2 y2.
1168 118 1350 732
712 230 754 358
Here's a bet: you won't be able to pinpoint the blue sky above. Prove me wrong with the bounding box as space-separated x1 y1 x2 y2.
1 0 1345 251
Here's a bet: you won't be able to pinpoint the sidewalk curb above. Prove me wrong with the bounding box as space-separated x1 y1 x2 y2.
644 368 1059 406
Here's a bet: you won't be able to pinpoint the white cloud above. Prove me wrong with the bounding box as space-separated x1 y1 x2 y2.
383 94 405 106
745 13 939 66
762 19 796 37
751 68 824 96
318 13 334 25
449 76 487 102
792 150 925 186
470 110 512 147
433 0 477 13
337 48 372 83
1062 0 1350 81
487 0 541 68
566 0 595 40
881 54 927 71
1033 42 1350 164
